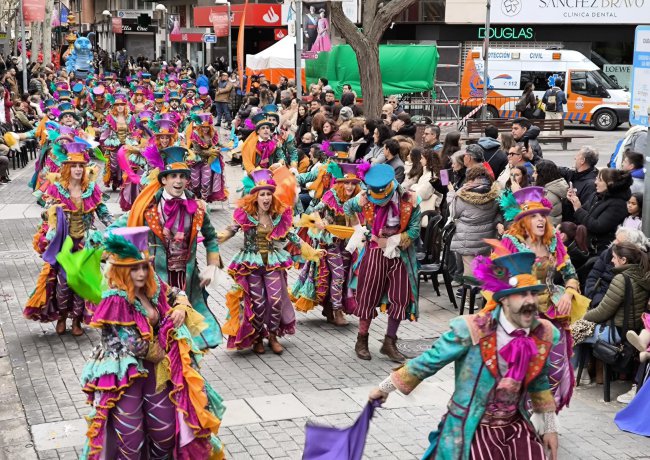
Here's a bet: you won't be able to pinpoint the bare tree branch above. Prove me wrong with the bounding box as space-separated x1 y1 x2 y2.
368 0 418 43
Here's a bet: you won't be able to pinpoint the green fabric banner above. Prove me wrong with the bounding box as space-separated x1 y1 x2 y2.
305 44 439 98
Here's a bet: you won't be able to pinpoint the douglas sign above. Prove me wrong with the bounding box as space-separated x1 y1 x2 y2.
492 0 647 23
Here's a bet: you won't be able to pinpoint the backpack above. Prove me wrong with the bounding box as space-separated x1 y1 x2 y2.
545 88 560 112
515 95 527 112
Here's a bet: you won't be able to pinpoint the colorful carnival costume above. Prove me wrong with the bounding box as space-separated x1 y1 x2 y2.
186 113 228 204
110 146 223 350
221 169 324 355
291 162 363 326
80 226 225 459
343 164 420 363
497 186 581 411
100 93 138 190
373 252 561 460
24 143 113 335
130 85 153 114
241 113 288 173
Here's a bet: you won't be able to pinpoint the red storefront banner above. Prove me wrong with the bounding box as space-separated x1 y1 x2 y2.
194 3 281 28
274 28 287 41
112 17 123 34
23 0 46 23
170 32 204 43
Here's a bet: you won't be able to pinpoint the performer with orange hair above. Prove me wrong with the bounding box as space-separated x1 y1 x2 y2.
219 169 325 355
80 226 225 460
497 186 581 411
291 162 363 326
100 92 138 190
24 143 113 335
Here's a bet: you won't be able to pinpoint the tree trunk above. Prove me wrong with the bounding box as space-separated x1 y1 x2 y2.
354 42 382 119
31 22 42 63
42 0 54 66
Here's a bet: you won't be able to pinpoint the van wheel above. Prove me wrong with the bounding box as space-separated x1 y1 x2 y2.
593 109 617 131
473 106 500 119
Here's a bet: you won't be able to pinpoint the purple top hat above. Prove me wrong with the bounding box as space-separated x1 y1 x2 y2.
198 113 213 125
198 86 209 96
155 119 177 135
250 169 276 193
512 186 552 221
110 226 150 253
113 93 128 104
138 110 154 120
92 86 105 96
64 142 89 154
337 163 361 183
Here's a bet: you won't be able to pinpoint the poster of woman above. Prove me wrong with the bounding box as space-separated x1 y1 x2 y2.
303 2 331 52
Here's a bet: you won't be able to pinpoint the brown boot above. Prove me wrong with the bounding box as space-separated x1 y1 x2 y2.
71 318 83 336
323 307 334 323
268 333 283 355
355 333 371 360
253 338 265 354
595 359 604 385
55 318 66 335
332 309 348 327
380 335 405 363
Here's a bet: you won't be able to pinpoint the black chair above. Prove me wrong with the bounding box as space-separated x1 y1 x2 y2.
458 276 483 316
419 220 458 309
416 210 440 264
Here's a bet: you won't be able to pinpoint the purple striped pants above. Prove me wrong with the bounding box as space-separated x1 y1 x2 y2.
469 418 546 460
354 246 409 320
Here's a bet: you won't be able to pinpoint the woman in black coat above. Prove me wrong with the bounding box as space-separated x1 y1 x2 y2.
567 168 632 255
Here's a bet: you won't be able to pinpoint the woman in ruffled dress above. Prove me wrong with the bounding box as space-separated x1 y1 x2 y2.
220 169 324 355
129 85 153 114
186 113 228 207
100 93 138 191
80 226 225 460
291 162 363 326
24 143 113 336
496 186 581 411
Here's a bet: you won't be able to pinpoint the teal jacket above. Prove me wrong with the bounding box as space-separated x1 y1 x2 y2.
344 189 421 319
108 189 223 349
391 307 560 460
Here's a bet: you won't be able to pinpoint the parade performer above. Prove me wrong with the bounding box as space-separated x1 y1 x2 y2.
296 142 349 213
117 125 150 212
220 169 325 355
291 162 363 326
241 114 287 173
497 186 581 411
343 163 420 363
369 252 560 460
24 142 113 335
110 146 223 350
80 226 225 460
198 86 213 113
166 91 185 123
186 113 228 207
130 85 153 114
182 83 198 110
87 86 110 134
72 83 90 122
101 93 137 191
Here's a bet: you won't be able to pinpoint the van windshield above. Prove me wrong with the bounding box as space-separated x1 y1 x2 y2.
589 70 621 90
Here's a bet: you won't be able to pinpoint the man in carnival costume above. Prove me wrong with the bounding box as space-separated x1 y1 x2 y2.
343 163 420 363
182 83 198 110
369 252 561 460
197 86 213 113
109 146 223 350
241 113 289 174
153 91 168 113
87 85 111 133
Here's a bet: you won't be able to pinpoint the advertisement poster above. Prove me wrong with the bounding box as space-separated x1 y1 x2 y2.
302 2 331 52
630 26 650 127
168 14 181 34
603 64 632 90
491 0 648 24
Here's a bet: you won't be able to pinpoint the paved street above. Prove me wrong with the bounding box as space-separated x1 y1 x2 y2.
1 126 649 459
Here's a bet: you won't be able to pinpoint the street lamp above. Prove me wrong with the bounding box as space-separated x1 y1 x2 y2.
155 3 168 61
214 0 232 72
102 10 111 53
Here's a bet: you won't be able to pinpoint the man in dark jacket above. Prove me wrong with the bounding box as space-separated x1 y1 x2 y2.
560 146 599 221
511 117 542 163
384 138 405 183
476 125 508 179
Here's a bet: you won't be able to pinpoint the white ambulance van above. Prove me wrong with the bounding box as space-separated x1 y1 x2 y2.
460 48 630 130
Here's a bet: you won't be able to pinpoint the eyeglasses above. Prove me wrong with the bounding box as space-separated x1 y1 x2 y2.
507 152 522 157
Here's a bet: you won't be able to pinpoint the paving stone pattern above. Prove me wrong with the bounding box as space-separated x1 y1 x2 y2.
1 132 649 459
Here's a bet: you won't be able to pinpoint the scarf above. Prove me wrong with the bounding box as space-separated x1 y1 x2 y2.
499 329 537 382
163 197 198 237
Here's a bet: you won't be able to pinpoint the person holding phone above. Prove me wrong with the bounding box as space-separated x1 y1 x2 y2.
511 117 543 164
410 148 445 218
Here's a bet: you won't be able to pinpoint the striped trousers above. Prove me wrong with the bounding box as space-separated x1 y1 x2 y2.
469 418 546 460
355 246 409 321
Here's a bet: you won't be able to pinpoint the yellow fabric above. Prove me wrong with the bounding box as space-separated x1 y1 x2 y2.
145 341 165 363
35 116 49 144
173 303 209 338
306 165 328 200
185 122 194 149
127 175 161 227
178 339 221 433
294 297 316 313
47 204 61 229
222 288 243 337
154 356 172 393
300 242 321 263
295 214 355 239
242 131 259 173
570 292 590 325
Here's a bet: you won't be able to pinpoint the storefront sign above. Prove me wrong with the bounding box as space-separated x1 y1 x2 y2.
210 12 230 37
112 17 123 34
23 0 46 23
194 4 281 28
491 0 648 24
603 64 632 90
203 34 217 44
630 26 650 127
170 29 206 43
117 10 152 20
274 28 287 40
478 26 534 40
121 19 157 33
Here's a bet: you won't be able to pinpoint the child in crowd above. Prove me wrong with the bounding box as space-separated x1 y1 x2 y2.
622 193 643 231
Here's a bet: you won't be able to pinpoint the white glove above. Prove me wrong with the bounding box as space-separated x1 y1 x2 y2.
345 224 366 253
383 234 401 259
199 264 217 288
210 267 232 290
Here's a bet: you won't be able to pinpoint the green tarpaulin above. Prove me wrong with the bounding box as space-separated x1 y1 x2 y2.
306 44 439 98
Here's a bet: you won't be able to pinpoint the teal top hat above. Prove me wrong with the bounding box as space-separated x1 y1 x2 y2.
57 102 80 121
252 112 274 132
57 90 72 100
72 83 85 94
263 104 280 121
169 91 181 101
142 73 151 80
329 142 351 161
489 252 545 301
154 91 165 102
364 164 397 205
158 146 190 181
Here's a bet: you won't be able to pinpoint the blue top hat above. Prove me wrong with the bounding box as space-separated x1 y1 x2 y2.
491 252 545 301
158 146 190 180
57 90 72 100
72 83 85 94
169 91 181 101
251 113 274 132
154 91 165 101
142 73 151 80
364 164 397 205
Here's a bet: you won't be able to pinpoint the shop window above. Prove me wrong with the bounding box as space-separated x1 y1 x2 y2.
519 71 565 92
393 0 445 22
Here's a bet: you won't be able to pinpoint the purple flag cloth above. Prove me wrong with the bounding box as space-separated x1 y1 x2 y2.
302 400 380 460
499 330 538 382
615 376 650 436
42 207 69 267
